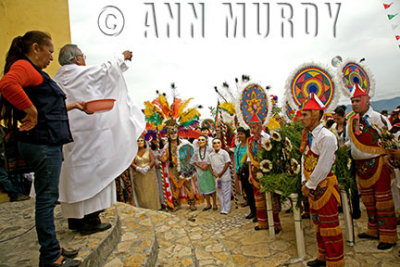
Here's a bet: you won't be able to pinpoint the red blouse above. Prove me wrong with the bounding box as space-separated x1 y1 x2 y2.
0 59 43 110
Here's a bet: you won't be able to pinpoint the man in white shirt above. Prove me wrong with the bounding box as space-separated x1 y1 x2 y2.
347 84 397 250
54 44 145 234
208 138 231 214
301 93 344 267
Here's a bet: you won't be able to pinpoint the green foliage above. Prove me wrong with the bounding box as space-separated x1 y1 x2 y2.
335 147 355 190
258 122 304 200
208 106 216 119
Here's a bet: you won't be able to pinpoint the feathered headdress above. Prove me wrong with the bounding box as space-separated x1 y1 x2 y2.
334 57 375 98
214 82 239 125
234 76 272 128
284 62 339 113
144 85 201 135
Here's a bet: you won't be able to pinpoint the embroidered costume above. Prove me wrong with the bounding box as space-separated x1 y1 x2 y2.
347 85 397 245
301 93 344 267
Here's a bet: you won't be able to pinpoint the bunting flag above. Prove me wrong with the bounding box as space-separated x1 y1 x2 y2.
381 1 400 50
384 3 393 10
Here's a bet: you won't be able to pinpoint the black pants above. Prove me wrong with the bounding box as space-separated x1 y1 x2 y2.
239 171 256 215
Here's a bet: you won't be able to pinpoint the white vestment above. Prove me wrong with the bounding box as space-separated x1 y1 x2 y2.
54 56 145 218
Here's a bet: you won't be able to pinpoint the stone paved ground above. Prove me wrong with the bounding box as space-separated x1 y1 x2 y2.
1 198 400 266
171 201 400 267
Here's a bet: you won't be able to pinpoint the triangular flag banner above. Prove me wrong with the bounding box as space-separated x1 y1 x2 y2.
383 3 393 10
396 35 400 40
388 13 398 20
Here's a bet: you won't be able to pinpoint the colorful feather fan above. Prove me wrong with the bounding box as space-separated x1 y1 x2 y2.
145 92 200 131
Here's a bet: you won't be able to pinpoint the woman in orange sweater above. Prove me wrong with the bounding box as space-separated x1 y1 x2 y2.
0 31 86 267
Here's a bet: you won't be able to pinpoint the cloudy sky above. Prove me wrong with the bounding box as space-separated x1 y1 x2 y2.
68 0 400 118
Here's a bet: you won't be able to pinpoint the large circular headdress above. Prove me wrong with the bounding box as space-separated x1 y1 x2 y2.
336 58 375 98
282 99 296 121
285 63 339 112
236 82 271 127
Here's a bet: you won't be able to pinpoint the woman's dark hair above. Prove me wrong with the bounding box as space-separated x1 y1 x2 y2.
168 136 180 168
326 119 335 128
237 127 250 138
334 105 346 117
137 137 147 149
150 138 164 150
4 31 51 74
1 31 51 129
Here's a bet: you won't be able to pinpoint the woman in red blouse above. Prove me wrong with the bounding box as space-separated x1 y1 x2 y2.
0 31 85 267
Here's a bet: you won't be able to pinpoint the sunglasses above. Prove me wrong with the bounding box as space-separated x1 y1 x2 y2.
198 138 206 142
212 141 221 145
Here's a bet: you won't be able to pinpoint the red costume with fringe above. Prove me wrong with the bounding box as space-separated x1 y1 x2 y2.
247 134 281 231
303 146 344 267
349 116 397 244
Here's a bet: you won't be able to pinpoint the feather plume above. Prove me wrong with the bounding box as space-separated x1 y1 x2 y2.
156 94 171 117
219 82 236 102
219 102 236 115
176 98 193 117
171 98 182 118
144 101 164 126
179 108 201 124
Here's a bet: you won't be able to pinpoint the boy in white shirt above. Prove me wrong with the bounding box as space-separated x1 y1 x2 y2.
208 138 232 214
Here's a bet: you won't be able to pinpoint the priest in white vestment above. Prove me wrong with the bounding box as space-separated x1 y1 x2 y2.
54 44 145 234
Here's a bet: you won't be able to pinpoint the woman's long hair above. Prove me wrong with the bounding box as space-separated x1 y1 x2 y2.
0 31 51 129
168 136 180 168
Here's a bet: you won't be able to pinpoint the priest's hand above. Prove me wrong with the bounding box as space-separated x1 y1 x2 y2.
301 185 310 197
122 50 133 61
67 101 94 114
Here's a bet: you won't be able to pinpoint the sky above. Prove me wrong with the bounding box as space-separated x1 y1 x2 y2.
68 0 400 118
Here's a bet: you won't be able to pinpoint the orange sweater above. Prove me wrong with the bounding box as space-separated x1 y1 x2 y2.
0 60 42 110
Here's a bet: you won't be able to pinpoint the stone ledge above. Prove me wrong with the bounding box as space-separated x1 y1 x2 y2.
105 203 160 267
80 206 121 267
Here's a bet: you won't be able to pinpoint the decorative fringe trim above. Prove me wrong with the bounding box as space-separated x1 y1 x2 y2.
326 259 345 267
320 226 342 237
356 156 383 189
365 229 378 237
309 175 340 211
376 199 394 210
349 118 386 155
380 234 398 244
168 168 186 199
317 253 326 261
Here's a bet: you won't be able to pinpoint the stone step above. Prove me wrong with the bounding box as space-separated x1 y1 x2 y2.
0 199 120 267
102 202 237 267
104 202 159 267
147 208 236 267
